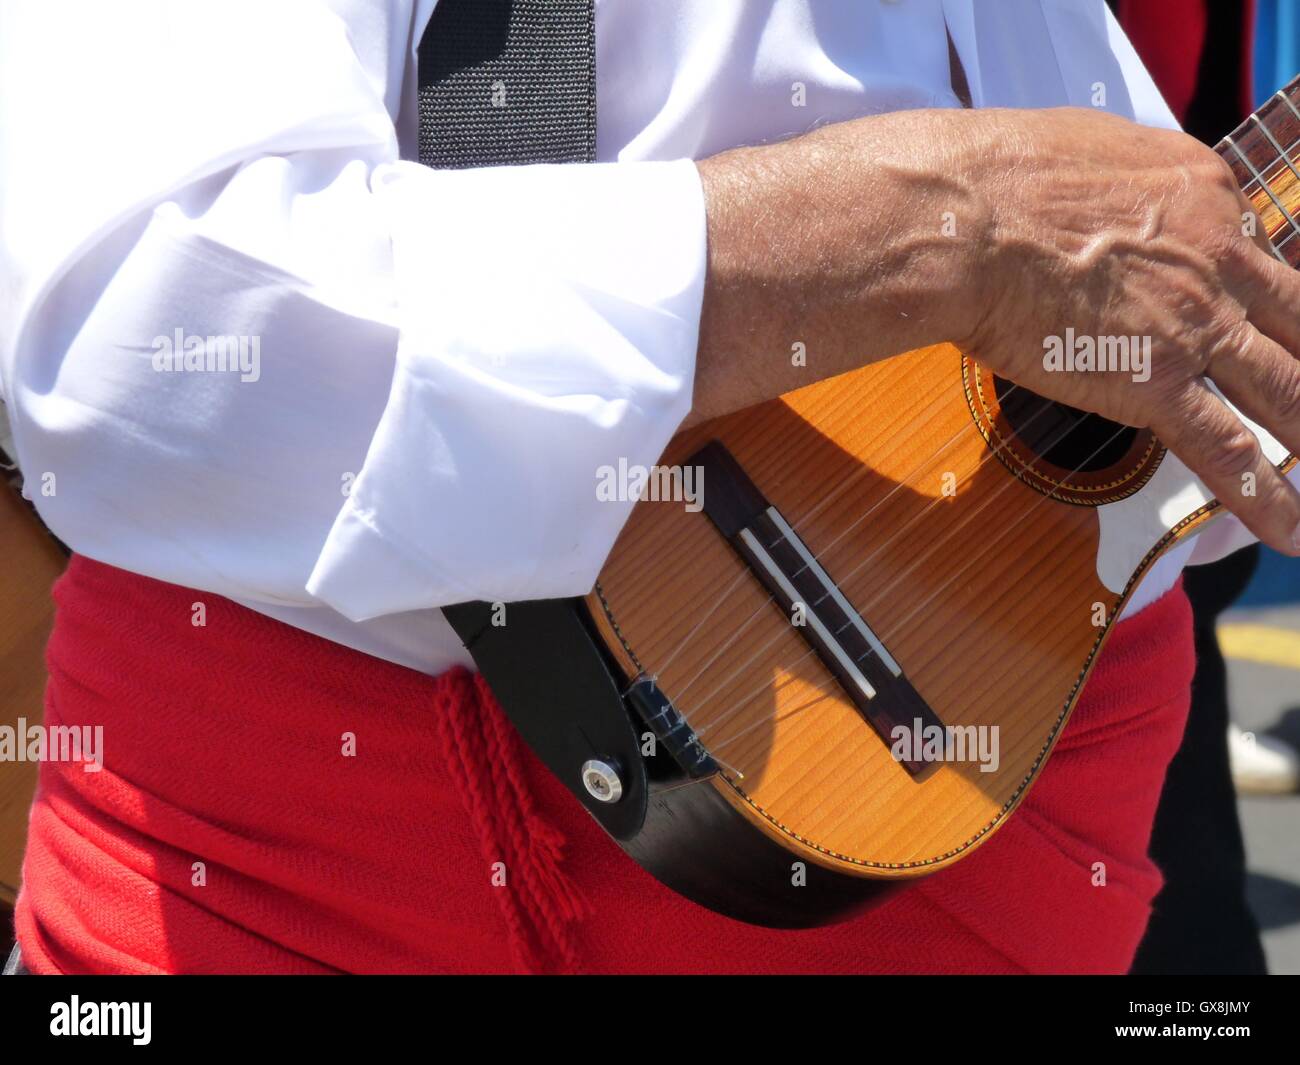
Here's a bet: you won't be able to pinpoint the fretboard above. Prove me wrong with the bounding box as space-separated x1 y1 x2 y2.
1218 73 1300 267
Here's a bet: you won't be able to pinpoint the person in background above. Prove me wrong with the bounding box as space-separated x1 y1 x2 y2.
1116 0 1295 977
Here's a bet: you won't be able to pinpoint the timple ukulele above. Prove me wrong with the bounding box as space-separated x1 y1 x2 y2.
445 80 1300 928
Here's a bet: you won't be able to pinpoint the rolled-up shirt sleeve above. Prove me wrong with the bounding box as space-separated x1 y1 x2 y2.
308 159 703 616
0 0 705 620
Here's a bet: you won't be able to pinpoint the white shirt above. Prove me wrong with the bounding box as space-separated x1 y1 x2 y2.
0 0 1264 675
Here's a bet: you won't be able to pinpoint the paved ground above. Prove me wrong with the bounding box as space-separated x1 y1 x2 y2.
1223 549 1300 975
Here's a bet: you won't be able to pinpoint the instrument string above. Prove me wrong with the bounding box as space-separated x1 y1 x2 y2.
664 372 1052 703
701 418 1134 759
682 402 1129 734
656 108 1297 770
652 358 1013 688
680 385 1071 715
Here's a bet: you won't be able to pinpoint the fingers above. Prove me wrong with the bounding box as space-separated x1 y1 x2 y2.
1241 247 1300 363
1152 377 1300 556
1207 325 1300 460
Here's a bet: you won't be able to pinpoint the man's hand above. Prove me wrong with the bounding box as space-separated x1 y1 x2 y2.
693 106 1300 555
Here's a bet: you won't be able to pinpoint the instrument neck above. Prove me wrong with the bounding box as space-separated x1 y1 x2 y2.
1217 74 1300 266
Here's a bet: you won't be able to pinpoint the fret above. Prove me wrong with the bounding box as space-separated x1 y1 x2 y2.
1267 90 1300 265
1221 134 1298 259
1247 110 1300 272
1222 124 1283 188
1250 110 1300 189
1274 227 1300 271
1214 77 1300 264
1261 216 1300 271
1283 76 1300 117
1219 76 1300 193
1276 87 1300 127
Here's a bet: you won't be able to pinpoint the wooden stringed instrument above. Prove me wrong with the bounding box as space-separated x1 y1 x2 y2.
454 84 1300 927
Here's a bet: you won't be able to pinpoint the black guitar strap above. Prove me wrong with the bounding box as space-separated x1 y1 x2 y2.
419 3 978 856
418 0 596 168
946 24 973 109
419 0 653 840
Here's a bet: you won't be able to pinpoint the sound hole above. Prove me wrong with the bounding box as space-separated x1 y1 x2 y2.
992 376 1136 473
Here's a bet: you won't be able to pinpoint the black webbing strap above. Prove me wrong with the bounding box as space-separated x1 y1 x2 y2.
946 25 973 109
417 0 596 168
418 2 650 839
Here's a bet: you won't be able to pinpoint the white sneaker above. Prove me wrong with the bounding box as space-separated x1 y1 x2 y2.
1228 724 1300 795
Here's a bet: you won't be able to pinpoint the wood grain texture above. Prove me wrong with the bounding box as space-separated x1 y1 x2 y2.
587 344 1289 879
0 485 65 905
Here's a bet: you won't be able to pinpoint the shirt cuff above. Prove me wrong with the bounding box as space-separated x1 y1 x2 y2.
307 158 706 620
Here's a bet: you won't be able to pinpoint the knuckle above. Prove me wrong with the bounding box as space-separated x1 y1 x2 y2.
1209 224 1251 267
1205 149 1242 193
1205 213 1260 272
1273 371 1300 425
1204 427 1261 480
1204 315 1252 367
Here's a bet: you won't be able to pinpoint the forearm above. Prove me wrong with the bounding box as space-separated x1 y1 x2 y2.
690 108 999 423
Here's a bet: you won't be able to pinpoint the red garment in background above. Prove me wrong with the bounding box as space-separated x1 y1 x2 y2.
1116 0 1255 126
16 556 1194 974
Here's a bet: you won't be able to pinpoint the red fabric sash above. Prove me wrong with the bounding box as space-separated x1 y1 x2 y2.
16 556 1194 973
